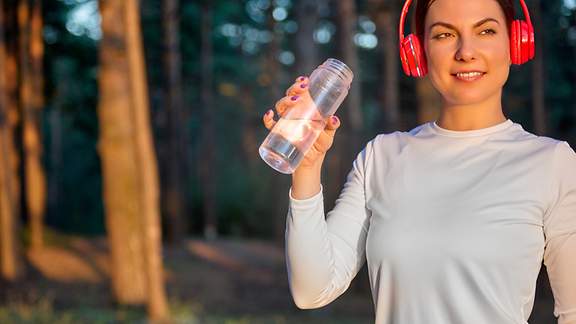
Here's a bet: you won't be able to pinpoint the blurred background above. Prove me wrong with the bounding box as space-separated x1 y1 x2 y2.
0 0 574 322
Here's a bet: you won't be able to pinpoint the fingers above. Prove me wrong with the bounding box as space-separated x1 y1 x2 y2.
285 76 309 96
275 94 301 117
272 75 310 118
262 110 342 157
324 115 340 136
315 116 340 150
262 109 276 130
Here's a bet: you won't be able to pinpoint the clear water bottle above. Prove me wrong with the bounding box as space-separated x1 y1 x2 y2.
259 58 354 174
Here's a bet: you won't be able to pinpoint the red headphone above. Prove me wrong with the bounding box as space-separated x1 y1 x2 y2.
399 0 535 78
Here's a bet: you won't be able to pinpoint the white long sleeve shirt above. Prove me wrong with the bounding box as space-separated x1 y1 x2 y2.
285 118 576 324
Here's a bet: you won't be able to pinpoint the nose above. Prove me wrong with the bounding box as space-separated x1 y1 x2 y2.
455 35 477 62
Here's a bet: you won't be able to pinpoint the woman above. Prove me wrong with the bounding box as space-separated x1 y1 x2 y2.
262 0 576 323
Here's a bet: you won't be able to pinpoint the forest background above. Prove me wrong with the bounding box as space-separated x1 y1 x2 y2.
0 0 574 322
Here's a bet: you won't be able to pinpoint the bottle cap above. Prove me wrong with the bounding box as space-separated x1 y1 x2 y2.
320 58 354 87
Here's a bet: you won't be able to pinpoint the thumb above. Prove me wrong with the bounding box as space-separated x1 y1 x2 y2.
324 115 340 137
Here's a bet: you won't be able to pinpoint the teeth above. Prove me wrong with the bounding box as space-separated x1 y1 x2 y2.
456 72 484 78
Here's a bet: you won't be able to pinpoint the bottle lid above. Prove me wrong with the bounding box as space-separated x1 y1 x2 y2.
320 58 354 87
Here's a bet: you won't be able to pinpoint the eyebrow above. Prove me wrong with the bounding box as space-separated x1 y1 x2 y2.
428 18 500 33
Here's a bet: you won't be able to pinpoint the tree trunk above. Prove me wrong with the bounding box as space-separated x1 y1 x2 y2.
333 0 370 296
531 0 546 135
0 0 23 281
47 100 62 218
125 0 168 318
161 0 187 244
18 0 46 251
294 0 318 75
98 0 168 319
328 0 362 211
2 2 21 219
370 0 401 132
126 0 169 318
200 1 217 240
336 0 362 132
239 84 258 169
98 0 147 305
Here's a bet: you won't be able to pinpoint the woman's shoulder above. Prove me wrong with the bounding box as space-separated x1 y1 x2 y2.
509 123 570 152
358 127 420 162
502 124 576 170
363 130 404 152
366 122 429 147
549 138 576 168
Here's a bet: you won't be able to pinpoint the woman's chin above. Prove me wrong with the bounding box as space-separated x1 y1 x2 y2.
445 93 495 106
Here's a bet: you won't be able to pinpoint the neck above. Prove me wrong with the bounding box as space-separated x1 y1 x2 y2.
436 89 507 131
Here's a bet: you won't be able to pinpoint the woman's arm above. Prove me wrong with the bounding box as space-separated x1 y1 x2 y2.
544 141 576 324
544 233 576 324
285 140 373 309
290 153 324 200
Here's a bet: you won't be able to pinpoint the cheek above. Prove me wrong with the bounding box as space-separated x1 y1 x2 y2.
425 41 450 69
483 33 512 64
425 46 453 90
424 43 449 77
483 43 512 81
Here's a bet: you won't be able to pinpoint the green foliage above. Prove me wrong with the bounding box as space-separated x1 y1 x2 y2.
0 299 144 323
38 0 576 238
0 293 372 323
0 305 372 324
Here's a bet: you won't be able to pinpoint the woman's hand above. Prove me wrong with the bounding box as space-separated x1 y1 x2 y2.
262 75 341 171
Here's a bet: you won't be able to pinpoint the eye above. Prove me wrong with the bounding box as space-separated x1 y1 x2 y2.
480 28 497 35
433 32 453 40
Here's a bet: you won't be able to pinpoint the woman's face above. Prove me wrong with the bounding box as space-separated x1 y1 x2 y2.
424 0 511 106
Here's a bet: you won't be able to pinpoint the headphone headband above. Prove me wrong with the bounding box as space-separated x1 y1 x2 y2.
398 0 413 45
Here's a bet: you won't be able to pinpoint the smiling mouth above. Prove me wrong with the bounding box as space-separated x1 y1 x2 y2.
452 71 486 82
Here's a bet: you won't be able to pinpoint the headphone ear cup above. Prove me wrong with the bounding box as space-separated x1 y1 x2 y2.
400 41 412 76
401 34 427 77
510 20 535 65
510 20 520 64
520 20 530 64
520 20 535 64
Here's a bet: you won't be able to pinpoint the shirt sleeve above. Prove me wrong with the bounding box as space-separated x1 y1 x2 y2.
543 140 576 324
285 139 374 309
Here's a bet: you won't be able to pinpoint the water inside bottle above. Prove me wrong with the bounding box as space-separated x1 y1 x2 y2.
259 118 326 174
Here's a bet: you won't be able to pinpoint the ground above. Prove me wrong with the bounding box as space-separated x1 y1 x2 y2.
0 234 557 323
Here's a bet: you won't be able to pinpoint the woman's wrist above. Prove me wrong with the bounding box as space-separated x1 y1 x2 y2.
291 159 323 200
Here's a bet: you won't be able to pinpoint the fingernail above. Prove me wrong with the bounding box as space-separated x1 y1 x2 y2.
331 116 339 124
266 109 273 116
300 83 308 88
291 95 299 101
299 76 305 81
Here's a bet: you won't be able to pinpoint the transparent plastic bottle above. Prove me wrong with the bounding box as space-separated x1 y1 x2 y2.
259 58 354 174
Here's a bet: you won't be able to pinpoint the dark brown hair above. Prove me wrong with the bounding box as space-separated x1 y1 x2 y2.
413 0 516 39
